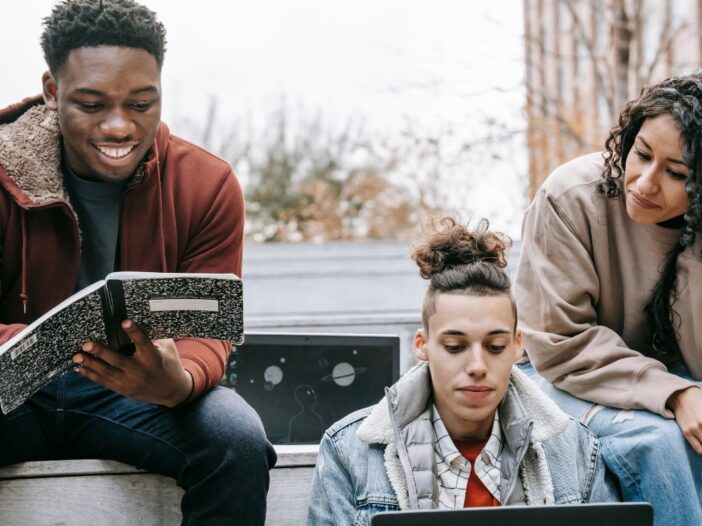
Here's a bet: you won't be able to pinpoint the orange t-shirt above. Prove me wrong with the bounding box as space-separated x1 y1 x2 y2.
454 439 500 508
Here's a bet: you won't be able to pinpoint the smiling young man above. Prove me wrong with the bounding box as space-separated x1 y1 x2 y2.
306 218 616 525
0 1 276 524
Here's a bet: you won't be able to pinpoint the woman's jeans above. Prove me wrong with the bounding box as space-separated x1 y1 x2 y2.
518 362 702 526
0 371 277 525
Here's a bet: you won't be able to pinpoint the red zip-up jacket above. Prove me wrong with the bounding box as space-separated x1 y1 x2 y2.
0 96 245 400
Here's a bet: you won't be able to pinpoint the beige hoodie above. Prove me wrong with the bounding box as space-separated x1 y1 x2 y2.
514 152 701 418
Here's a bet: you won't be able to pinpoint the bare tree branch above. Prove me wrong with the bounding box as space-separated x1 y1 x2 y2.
563 0 615 115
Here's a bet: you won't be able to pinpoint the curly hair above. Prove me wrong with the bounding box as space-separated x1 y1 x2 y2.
41 0 167 74
411 217 516 330
600 70 702 365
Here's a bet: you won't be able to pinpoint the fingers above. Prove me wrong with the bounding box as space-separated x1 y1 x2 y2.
72 332 189 406
121 320 156 355
76 341 128 369
121 319 146 340
688 436 702 455
72 322 156 373
680 423 702 455
73 322 163 374
72 345 122 385
672 387 702 455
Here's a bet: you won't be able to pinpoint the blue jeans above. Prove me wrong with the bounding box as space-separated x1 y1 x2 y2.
518 362 702 526
0 371 277 525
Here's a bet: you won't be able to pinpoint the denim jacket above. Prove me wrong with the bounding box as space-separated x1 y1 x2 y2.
307 362 617 525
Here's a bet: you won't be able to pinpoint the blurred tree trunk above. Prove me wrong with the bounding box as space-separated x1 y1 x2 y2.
612 0 632 113
524 0 700 196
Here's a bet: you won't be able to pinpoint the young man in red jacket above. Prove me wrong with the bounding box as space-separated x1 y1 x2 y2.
0 1 276 523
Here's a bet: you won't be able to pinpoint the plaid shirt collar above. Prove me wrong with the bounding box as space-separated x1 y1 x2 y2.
431 404 504 508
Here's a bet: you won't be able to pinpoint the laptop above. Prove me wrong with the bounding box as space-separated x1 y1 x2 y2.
371 503 653 526
222 332 401 444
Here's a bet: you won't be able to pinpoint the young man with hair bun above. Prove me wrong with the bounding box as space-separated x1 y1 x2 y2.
307 217 617 525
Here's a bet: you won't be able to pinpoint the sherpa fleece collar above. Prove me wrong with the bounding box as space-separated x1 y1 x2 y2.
0 105 66 206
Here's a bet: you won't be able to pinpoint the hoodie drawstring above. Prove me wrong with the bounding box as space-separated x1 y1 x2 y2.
151 140 167 273
20 210 28 314
158 180 167 272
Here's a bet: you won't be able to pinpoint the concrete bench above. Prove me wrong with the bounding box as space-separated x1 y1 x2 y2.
0 444 317 525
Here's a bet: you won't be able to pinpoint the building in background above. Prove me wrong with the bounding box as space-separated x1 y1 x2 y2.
523 0 702 195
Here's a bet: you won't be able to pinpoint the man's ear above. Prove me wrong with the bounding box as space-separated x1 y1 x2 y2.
512 329 524 363
413 328 429 362
42 71 59 110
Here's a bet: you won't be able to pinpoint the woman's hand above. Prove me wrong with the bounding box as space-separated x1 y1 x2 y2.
667 386 702 454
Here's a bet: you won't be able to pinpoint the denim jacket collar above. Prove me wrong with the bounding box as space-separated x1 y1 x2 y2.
357 362 570 445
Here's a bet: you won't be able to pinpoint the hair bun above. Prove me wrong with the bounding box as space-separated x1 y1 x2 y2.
411 217 511 279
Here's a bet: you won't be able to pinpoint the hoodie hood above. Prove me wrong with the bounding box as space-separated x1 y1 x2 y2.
0 98 66 206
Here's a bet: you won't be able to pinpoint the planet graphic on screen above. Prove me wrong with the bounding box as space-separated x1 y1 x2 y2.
321 362 367 387
264 365 283 385
263 365 284 391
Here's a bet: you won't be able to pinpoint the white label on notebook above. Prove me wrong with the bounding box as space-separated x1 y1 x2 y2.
149 299 219 312
11 333 38 360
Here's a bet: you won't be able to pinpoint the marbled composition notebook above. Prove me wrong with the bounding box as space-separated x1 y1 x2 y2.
0 272 243 414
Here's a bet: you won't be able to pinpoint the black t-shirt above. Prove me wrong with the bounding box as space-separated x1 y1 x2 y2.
63 163 127 292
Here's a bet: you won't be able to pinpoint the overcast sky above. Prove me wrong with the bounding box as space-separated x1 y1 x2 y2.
0 1 526 235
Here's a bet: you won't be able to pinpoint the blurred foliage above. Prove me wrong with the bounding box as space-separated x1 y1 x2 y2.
243 109 425 242
176 97 521 243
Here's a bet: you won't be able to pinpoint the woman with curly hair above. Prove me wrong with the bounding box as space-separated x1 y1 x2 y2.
307 218 616 525
514 70 702 525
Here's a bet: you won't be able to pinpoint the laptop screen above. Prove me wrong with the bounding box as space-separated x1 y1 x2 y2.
222 332 401 445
